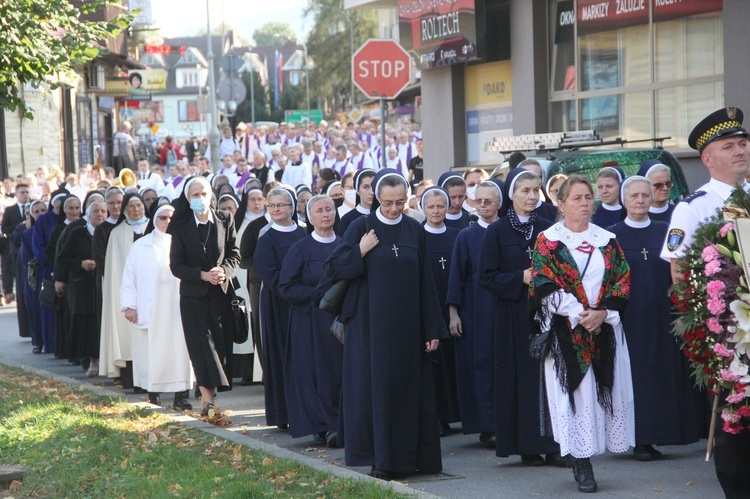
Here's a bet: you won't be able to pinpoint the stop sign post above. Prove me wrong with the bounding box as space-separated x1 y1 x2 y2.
352 39 412 168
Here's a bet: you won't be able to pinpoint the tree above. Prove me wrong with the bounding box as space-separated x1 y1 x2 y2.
0 0 133 118
234 68 271 124
304 0 377 112
253 22 296 47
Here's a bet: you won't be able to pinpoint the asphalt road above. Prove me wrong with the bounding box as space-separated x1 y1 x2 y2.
0 303 725 498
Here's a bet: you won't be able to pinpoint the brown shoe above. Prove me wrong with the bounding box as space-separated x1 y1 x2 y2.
4 293 15 304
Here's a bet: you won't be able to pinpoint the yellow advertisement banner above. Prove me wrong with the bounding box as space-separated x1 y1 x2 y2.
465 60 512 108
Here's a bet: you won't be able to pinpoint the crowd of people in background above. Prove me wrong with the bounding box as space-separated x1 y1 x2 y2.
2 108 746 495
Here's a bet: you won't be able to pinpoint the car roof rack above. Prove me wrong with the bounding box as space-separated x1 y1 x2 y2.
488 131 671 156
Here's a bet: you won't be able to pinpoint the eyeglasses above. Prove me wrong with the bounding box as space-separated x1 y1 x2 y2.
268 203 292 209
380 200 407 209
652 181 673 190
475 198 497 206
156 215 171 221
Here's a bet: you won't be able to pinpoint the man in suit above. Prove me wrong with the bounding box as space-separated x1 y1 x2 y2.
1 182 29 302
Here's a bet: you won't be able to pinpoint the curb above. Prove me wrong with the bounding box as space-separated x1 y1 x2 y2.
3 362 440 498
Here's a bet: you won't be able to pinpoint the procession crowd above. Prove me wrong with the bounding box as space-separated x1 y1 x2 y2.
1 109 747 496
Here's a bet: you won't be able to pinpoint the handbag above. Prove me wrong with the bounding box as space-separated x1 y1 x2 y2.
27 259 39 292
39 279 57 309
529 252 594 360
231 297 250 344
330 315 345 344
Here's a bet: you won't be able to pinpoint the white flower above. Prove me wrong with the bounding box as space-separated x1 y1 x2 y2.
729 356 750 384
729 295 750 333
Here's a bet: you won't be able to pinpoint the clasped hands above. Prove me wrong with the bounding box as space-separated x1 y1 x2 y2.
577 308 608 335
201 266 226 286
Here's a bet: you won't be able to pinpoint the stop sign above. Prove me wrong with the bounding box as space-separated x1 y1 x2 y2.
352 39 411 99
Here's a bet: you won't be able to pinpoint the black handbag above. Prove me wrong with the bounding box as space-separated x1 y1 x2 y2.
319 280 350 315
27 259 39 291
39 279 57 309
231 297 250 344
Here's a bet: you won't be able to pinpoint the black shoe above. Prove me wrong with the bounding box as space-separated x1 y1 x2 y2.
572 458 597 493
326 432 339 448
133 386 147 394
521 454 545 466
479 432 496 449
68 359 81 365
173 397 192 411
633 444 662 461
369 467 393 481
32 346 42 354
194 387 201 399
81 358 90 370
200 403 216 417
545 452 569 468
438 421 450 437
238 377 255 386
147 393 161 406
315 432 327 444
277 423 288 430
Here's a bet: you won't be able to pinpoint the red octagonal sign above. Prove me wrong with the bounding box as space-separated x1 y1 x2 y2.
352 39 411 100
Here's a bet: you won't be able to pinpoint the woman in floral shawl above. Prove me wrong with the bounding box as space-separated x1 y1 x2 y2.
529 175 635 494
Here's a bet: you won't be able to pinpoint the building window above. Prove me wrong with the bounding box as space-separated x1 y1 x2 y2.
290 71 300 86
549 0 723 149
178 100 199 122
181 71 198 87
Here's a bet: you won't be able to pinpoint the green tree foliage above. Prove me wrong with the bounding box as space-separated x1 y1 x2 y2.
253 22 296 47
304 0 377 111
0 0 133 118
235 68 271 123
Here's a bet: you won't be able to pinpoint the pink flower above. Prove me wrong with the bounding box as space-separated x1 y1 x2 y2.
706 317 723 334
723 420 743 434
726 393 747 404
714 343 735 358
702 245 721 262
708 297 727 315
707 280 726 298
720 223 735 238
721 368 741 382
705 260 722 276
736 406 750 418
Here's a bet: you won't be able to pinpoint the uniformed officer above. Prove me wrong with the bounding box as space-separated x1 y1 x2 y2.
660 107 750 281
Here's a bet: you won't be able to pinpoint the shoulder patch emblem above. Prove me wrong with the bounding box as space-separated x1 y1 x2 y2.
667 228 685 252
682 190 707 204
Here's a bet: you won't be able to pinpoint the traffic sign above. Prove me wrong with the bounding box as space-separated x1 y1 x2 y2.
284 109 323 124
352 39 411 99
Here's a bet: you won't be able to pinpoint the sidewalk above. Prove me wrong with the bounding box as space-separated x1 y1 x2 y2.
0 304 724 498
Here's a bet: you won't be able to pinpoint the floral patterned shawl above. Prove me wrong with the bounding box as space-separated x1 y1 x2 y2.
529 229 630 413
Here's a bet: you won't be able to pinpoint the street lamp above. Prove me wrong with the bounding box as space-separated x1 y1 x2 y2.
315 4 354 107
205 0 221 169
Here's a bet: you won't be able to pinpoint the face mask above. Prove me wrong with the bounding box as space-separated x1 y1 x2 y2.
344 189 356 205
466 185 478 200
333 197 344 208
190 198 208 213
128 215 149 225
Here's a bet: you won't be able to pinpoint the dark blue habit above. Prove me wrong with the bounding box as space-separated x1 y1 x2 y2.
608 219 701 446
591 204 625 227
534 201 558 222
425 227 461 425
32 210 59 354
479 215 559 457
19 227 43 350
338 206 369 236
325 212 447 475
648 204 675 224
446 222 496 435
278 234 342 439
444 210 475 231
254 225 307 427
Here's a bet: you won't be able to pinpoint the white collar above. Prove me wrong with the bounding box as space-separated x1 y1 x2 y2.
544 221 615 248
86 222 95 235
424 224 446 234
312 231 336 243
601 203 622 211
517 214 531 223
193 210 215 226
270 222 297 232
535 199 543 209
709 177 747 201
355 204 370 214
625 217 651 228
376 208 402 225
445 211 462 220
649 203 669 214
106 216 117 224
64 219 72 225
477 219 490 229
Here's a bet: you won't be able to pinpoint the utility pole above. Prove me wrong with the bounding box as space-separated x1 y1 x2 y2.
205 0 221 170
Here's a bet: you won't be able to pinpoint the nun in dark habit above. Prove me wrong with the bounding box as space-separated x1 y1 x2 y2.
324 168 447 480
253 186 306 429
279 194 343 447
607 176 700 461
420 186 461 436
438 172 475 230
478 168 562 466
637 159 676 223
446 179 502 447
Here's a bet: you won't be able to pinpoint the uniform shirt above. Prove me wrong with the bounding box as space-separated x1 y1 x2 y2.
660 177 748 261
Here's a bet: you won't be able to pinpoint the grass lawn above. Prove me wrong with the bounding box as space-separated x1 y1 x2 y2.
0 365 404 498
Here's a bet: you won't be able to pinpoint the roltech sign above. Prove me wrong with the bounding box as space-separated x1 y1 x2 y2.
398 0 477 70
